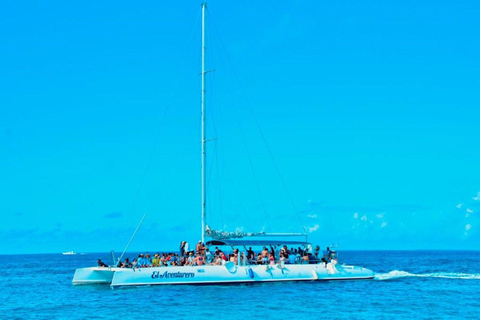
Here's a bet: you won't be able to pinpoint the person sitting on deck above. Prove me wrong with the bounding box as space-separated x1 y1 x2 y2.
121 258 131 268
137 254 145 267
302 252 310 264
193 254 205 266
219 251 227 262
144 253 152 267
256 253 263 265
171 253 179 266
97 259 108 267
131 258 138 268
261 246 269 257
187 252 194 266
240 252 245 266
152 254 160 267
160 254 168 266
288 253 296 264
321 257 327 267
269 253 275 265
212 256 222 265
269 246 276 260
205 248 212 264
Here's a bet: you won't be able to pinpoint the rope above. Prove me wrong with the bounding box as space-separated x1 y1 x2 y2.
207 9 307 234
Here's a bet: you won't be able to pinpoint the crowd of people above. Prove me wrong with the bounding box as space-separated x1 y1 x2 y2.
97 241 335 268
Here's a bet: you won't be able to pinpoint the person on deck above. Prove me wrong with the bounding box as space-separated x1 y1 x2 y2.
247 247 255 261
196 241 206 256
288 253 296 264
314 245 320 259
193 254 205 266
97 259 108 267
121 258 131 268
269 253 275 265
302 252 310 264
152 254 158 267
180 242 186 256
187 252 194 265
257 253 264 265
219 251 227 262
205 248 212 264
137 254 145 268
131 258 138 268
145 253 152 267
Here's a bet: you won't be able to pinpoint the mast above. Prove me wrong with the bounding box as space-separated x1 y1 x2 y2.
201 2 207 244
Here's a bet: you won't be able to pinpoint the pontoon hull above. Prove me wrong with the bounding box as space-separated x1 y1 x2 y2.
72 267 119 285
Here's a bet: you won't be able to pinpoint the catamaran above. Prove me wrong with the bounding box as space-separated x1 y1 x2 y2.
72 3 374 286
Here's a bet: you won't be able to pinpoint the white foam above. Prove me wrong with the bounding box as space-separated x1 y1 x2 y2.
374 270 480 281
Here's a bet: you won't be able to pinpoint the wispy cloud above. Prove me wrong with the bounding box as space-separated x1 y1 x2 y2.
456 203 463 209
103 212 124 219
308 224 320 233
353 212 358 219
380 222 388 228
307 214 317 219
466 208 474 214
360 215 367 221
472 192 480 201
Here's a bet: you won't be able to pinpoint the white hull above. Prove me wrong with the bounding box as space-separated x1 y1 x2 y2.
73 262 374 287
72 267 119 285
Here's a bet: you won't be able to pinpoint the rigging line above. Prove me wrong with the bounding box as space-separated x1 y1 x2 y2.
208 13 307 234
214 142 224 229
143 122 199 214
234 105 272 232
206 8 270 232
205 142 222 227
117 213 147 266
217 151 254 231
130 10 201 216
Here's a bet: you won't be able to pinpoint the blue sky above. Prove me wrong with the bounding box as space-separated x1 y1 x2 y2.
1 0 479 254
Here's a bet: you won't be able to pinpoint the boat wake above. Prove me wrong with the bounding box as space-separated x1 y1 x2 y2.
374 270 480 281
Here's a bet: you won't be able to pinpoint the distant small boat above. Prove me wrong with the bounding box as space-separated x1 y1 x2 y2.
62 251 76 255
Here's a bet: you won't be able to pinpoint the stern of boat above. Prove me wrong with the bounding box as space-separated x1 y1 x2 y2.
72 267 117 285
331 264 375 280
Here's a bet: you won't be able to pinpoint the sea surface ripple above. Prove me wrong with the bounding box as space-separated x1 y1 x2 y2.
1 250 479 319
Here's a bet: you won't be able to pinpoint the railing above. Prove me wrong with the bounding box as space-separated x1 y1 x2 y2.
116 254 333 269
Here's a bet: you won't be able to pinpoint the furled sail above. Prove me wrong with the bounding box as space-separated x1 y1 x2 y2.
205 225 266 240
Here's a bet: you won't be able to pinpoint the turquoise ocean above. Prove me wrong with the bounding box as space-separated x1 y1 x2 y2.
2 250 479 319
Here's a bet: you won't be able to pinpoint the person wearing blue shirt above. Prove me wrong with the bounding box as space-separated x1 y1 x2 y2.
137 254 145 267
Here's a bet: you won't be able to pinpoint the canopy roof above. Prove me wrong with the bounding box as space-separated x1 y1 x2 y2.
205 239 310 247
